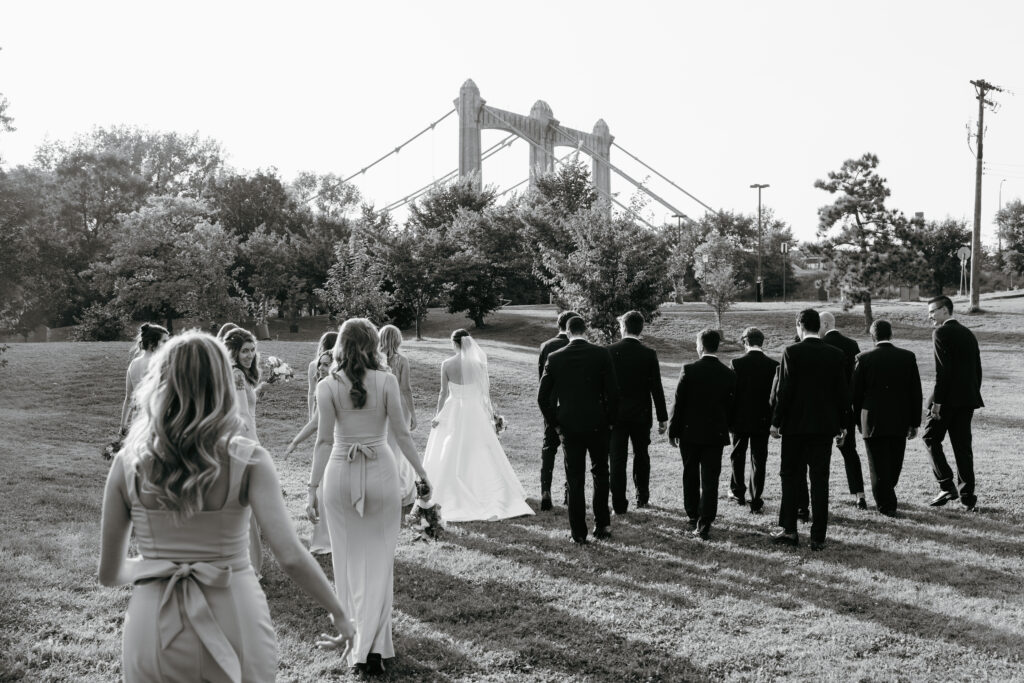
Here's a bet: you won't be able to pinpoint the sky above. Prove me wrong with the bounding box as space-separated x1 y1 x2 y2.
3 0 1023 244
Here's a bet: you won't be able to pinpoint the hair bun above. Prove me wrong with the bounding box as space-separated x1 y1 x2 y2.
141 323 151 332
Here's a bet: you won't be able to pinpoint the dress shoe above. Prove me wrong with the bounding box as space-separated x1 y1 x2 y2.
879 509 897 518
809 539 826 551
691 527 709 540
365 653 386 675
686 518 699 530
540 491 552 511
961 500 977 512
856 497 868 510
636 499 649 509
929 491 958 507
594 525 612 540
569 535 589 546
749 500 764 514
728 492 746 505
770 529 799 546
797 509 810 523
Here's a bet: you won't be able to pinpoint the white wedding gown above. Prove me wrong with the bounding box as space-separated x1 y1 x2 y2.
422 340 534 522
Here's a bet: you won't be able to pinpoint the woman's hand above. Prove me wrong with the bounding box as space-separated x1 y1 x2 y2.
431 417 440 428
316 613 356 654
410 415 417 431
416 476 432 499
305 488 319 524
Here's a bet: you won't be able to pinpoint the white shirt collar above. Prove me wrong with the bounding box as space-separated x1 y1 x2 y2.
623 334 641 341
876 340 894 346
746 347 764 353
701 353 719 359
803 333 821 339
943 318 956 325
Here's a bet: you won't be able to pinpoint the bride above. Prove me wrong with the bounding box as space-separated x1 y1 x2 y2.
422 329 534 522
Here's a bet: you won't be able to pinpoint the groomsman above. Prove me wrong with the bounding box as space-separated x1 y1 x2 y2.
770 309 849 550
668 329 736 540
820 312 867 509
728 327 779 513
538 316 619 544
536 310 578 510
851 320 922 516
607 311 668 512
923 295 984 511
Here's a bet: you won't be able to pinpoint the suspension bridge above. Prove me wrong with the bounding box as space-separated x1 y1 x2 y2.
325 79 717 228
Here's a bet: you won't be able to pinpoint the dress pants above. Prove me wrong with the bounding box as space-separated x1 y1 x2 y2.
541 420 560 493
922 407 976 506
779 435 832 541
679 442 723 533
561 428 611 541
863 436 906 514
729 432 769 508
609 419 652 512
836 417 865 494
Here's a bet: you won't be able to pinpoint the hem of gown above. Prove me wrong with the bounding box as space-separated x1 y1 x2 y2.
443 507 535 522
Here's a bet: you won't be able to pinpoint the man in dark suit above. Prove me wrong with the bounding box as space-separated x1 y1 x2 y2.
606 310 668 513
851 319 922 516
536 310 578 511
820 312 867 509
770 309 849 550
668 329 736 540
728 327 779 513
923 295 984 511
538 316 619 544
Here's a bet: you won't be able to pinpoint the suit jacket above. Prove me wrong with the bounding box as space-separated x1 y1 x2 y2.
772 337 849 436
929 319 984 409
668 355 737 446
851 342 923 437
538 339 619 433
824 329 860 407
730 350 780 435
606 337 668 425
538 333 570 380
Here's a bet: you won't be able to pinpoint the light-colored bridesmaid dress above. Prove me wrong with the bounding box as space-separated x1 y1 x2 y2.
120 437 277 682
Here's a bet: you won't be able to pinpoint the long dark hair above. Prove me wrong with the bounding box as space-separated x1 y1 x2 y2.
136 323 169 353
222 328 260 387
315 330 339 361
332 319 385 408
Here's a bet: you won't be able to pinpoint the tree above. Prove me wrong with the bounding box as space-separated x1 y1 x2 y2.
542 207 670 342
238 226 293 324
996 199 1024 281
442 210 507 328
209 169 301 237
693 231 744 330
408 173 496 235
315 221 392 324
88 196 242 331
908 217 971 296
814 153 926 329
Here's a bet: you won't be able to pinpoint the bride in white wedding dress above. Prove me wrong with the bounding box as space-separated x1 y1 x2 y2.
422 330 534 522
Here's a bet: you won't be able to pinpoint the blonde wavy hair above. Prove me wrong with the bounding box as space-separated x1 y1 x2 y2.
331 318 385 409
123 330 242 519
378 324 403 361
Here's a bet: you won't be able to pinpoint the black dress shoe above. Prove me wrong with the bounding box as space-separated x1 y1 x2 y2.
636 500 649 509
728 492 745 505
540 491 552 511
770 529 799 546
797 509 810 523
809 539 826 551
857 498 868 510
879 508 897 517
929 491 958 507
749 500 764 514
691 527 709 540
569 535 589 545
594 525 612 539
961 500 977 512
686 518 699 530
366 653 386 675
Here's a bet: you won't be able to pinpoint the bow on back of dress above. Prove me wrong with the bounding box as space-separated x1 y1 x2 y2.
460 336 494 417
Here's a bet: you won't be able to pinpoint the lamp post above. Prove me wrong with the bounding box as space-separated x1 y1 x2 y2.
781 241 790 303
671 213 686 245
750 183 769 302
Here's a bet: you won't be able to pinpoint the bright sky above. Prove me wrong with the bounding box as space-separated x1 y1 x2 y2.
3 1 1023 244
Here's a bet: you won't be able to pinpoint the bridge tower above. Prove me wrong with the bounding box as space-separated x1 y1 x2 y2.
455 79 613 205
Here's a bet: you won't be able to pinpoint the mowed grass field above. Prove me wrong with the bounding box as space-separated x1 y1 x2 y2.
1 297 1023 681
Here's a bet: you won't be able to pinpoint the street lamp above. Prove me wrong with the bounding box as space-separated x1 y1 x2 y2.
780 241 790 303
750 183 770 302
671 213 686 245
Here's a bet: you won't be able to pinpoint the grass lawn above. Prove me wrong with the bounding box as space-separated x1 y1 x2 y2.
1 297 1023 681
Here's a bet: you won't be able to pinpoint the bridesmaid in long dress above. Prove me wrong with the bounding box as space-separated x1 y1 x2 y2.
379 325 418 506
99 331 354 682
223 328 265 575
306 318 431 676
119 323 168 434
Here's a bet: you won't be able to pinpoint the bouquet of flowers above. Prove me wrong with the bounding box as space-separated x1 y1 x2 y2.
263 356 295 384
101 428 126 461
406 480 444 541
493 414 508 435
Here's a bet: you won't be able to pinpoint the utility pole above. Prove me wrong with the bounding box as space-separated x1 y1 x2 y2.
969 79 1004 312
750 183 769 302
781 241 790 303
998 178 1006 254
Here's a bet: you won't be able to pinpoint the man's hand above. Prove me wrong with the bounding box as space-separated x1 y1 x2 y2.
669 436 679 448
835 428 847 448
907 426 918 440
770 425 781 440
657 421 667 435
929 403 942 419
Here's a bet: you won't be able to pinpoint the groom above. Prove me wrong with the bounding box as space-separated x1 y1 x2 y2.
538 316 619 544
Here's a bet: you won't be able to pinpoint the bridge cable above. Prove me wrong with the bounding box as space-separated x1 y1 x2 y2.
611 141 719 215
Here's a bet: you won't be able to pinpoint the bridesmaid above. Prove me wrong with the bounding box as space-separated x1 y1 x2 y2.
119 323 169 434
98 331 354 682
222 327 265 575
306 319 431 676
379 325 418 506
308 332 338 419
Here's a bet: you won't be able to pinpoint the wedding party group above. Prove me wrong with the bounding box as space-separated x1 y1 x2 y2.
96 293 982 681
